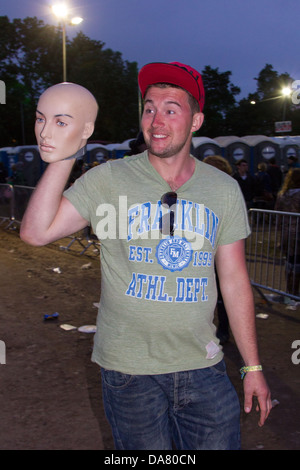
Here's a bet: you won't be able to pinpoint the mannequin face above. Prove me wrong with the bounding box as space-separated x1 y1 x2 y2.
35 83 98 163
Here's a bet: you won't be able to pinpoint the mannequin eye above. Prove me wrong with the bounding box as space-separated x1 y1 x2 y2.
57 119 67 127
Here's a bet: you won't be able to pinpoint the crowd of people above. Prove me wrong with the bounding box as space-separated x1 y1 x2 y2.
231 155 298 210
231 155 299 298
274 167 300 297
201 154 299 336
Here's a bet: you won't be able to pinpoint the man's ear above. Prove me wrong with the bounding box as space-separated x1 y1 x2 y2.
192 112 204 133
82 122 95 140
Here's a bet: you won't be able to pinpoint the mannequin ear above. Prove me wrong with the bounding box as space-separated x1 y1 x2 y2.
82 122 95 139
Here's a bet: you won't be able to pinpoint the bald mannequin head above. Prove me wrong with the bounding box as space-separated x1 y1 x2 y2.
35 82 98 163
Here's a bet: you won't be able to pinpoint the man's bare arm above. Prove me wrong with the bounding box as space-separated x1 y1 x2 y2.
215 239 272 426
20 159 88 246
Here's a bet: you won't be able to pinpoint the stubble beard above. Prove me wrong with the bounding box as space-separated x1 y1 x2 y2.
145 135 191 160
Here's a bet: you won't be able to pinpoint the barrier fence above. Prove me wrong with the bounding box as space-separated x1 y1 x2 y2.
0 183 100 257
0 184 299 302
247 208 299 302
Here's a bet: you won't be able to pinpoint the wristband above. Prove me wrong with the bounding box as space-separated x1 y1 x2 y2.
63 145 87 161
240 365 262 379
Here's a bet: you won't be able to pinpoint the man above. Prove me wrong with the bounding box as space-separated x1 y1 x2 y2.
21 62 271 450
267 156 282 200
287 155 300 170
233 158 257 209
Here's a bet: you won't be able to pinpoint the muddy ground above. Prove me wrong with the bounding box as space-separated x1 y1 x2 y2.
0 227 299 451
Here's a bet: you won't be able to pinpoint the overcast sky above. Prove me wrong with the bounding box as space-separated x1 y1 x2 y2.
2 0 299 98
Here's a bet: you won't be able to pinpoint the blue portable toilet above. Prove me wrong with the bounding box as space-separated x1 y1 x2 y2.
242 135 280 174
191 137 222 160
271 136 300 170
13 145 43 186
214 136 251 168
113 139 135 159
0 147 17 176
87 143 111 164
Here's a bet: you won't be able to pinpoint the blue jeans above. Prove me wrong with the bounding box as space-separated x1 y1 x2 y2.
101 360 240 450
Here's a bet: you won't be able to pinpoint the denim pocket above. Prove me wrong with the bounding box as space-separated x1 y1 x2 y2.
210 359 227 376
101 368 134 389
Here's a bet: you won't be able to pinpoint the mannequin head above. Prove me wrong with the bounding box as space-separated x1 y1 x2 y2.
35 83 98 163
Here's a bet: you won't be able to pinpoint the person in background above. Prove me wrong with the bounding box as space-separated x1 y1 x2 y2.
267 157 282 201
254 162 273 208
287 155 300 170
203 154 232 176
275 168 300 298
233 158 256 209
126 131 148 156
8 162 25 185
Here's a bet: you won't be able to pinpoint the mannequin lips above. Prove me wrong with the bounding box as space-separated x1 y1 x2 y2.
39 142 55 152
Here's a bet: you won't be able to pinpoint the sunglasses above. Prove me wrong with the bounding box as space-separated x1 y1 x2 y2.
159 191 178 236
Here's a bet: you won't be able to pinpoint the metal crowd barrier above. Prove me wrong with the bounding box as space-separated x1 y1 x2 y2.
246 208 300 302
0 183 100 257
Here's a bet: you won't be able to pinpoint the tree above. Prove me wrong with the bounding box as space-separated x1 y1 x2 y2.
197 66 240 137
227 64 300 136
66 33 139 141
0 16 139 147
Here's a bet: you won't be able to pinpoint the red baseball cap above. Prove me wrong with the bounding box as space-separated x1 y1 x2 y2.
138 61 205 112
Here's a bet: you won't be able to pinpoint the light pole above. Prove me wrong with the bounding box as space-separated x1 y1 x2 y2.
281 87 292 121
250 87 292 120
51 3 83 82
249 86 293 134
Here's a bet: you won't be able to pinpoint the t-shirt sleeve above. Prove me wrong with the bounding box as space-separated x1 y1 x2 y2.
63 163 112 224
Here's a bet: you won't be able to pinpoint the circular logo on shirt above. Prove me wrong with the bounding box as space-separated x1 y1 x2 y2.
155 237 193 272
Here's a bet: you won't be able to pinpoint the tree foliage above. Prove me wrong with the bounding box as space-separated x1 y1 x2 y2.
226 64 299 136
198 66 241 137
0 16 139 146
0 16 299 147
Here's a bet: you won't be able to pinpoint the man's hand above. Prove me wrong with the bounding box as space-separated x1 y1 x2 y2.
243 371 272 426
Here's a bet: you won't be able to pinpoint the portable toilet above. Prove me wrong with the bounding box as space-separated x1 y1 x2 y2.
0 147 16 177
87 143 111 164
271 136 299 170
13 145 43 186
112 139 135 159
214 136 251 168
242 135 280 174
191 137 222 160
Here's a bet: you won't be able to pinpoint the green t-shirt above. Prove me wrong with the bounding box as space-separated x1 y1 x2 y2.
64 152 250 374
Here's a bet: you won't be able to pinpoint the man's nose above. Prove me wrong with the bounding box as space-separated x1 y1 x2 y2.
151 111 164 128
